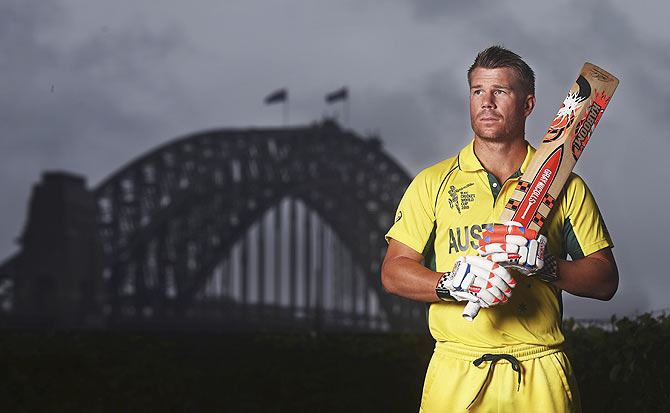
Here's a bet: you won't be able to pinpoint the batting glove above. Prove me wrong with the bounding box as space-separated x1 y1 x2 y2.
436 255 516 307
477 221 559 282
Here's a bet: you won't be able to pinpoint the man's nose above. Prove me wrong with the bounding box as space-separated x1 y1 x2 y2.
481 92 495 108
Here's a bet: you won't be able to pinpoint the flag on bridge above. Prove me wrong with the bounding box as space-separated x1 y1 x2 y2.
264 88 288 105
325 87 348 104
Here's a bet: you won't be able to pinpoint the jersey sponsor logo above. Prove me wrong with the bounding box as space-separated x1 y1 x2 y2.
447 183 475 214
448 223 495 254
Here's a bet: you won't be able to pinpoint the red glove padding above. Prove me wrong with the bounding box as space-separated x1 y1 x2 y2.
477 221 546 274
478 222 537 251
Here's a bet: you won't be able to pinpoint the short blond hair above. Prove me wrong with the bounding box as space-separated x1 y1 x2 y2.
468 45 535 96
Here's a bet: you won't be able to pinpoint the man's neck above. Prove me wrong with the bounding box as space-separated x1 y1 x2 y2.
473 137 528 184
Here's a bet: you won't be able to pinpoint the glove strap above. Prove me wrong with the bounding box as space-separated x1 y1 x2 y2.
435 272 455 301
535 253 559 282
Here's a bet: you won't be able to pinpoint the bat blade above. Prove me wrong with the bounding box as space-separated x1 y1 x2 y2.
500 62 619 232
462 63 619 322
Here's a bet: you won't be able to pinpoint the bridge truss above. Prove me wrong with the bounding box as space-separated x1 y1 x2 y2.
1 121 427 332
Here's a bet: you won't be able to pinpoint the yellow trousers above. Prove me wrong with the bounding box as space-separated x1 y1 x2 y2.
419 342 581 412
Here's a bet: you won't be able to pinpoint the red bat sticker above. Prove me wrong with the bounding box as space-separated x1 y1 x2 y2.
511 147 563 227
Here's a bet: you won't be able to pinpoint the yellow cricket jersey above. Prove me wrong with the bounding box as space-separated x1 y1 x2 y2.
385 140 613 348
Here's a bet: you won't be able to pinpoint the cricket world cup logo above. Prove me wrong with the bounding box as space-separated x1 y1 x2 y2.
448 183 475 215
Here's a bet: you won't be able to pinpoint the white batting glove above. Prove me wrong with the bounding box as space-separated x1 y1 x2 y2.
478 221 559 281
435 255 516 307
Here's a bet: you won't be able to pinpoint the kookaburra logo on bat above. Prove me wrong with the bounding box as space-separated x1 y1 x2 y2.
544 75 591 142
570 90 611 160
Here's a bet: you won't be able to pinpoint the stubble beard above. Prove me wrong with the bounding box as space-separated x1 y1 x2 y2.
471 115 525 143
471 118 506 142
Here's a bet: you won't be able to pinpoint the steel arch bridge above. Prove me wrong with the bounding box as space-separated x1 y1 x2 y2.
1 120 427 332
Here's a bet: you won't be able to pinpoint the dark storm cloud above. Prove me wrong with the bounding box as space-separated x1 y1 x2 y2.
0 0 188 258
410 0 486 19
352 67 471 175
353 87 439 170
0 1 188 165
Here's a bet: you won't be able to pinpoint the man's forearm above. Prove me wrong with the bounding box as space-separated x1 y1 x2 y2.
551 248 618 300
381 256 442 302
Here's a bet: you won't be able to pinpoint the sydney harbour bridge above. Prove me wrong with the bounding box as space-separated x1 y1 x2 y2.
0 120 428 333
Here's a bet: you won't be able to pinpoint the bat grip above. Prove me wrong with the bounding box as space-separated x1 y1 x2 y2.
462 302 481 321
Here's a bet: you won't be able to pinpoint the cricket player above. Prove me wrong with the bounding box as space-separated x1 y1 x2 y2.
381 46 618 412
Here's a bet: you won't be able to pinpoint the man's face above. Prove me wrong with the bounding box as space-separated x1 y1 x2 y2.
469 67 535 142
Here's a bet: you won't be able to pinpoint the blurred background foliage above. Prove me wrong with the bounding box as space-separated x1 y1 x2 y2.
0 313 667 411
563 314 670 412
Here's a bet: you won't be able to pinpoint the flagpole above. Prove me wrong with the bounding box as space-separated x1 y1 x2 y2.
264 88 288 126
325 86 349 127
344 99 349 127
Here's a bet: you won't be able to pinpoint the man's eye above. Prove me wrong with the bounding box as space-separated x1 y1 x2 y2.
474 90 483 95
494 90 505 95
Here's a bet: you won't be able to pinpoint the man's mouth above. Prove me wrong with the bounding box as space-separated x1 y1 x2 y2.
479 116 500 122
479 115 501 122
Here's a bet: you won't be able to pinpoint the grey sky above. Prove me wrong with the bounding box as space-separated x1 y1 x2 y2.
2 0 668 318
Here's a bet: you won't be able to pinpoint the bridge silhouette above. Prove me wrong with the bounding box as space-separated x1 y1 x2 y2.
0 120 427 332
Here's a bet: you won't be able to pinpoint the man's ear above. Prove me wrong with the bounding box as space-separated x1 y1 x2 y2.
523 94 536 117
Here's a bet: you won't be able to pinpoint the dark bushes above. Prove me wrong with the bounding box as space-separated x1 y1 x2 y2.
0 314 667 411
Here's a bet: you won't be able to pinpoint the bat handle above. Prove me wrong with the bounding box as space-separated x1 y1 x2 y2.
462 302 481 321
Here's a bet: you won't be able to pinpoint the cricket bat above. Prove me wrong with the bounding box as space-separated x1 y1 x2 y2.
462 62 619 321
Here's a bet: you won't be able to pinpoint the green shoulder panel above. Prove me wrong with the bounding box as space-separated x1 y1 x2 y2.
422 221 438 271
563 218 585 260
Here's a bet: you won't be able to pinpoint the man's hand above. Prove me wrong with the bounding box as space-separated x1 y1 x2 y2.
478 221 558 281
436 255 516 308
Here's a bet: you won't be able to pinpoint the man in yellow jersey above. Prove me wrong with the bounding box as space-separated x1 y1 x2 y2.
381 46 618 412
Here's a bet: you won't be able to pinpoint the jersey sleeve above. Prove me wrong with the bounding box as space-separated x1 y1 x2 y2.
385 169 437 256
560 173 614 259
